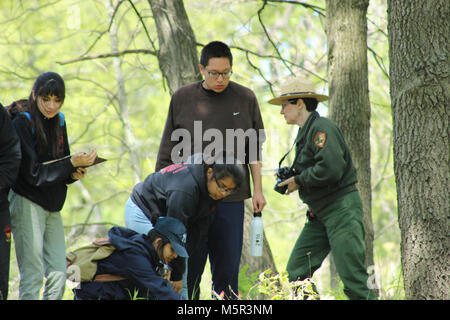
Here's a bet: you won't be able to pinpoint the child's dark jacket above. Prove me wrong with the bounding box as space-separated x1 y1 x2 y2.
73 226 183 300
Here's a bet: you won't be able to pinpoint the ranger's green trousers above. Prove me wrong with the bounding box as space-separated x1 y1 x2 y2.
286 191 377 300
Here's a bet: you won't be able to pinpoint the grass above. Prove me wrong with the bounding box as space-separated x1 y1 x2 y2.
6 220 405 300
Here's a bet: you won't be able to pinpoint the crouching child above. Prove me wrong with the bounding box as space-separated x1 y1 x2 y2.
70 216 187 300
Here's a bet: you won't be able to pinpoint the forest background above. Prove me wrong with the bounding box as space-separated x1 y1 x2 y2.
0 0 405 300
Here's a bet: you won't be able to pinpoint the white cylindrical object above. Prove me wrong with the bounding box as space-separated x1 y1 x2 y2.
250 212 263 257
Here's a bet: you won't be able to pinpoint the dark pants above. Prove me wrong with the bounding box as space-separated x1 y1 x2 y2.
286 191 377 300
0 205 11 300
187 201 244 300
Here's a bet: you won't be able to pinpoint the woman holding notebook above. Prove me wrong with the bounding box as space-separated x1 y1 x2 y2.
9 72 96 300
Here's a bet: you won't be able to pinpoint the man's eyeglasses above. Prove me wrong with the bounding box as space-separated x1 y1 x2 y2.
214 177 236 195
205 69 233 79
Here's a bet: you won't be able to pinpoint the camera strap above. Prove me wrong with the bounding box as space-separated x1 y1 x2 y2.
278 111 320 169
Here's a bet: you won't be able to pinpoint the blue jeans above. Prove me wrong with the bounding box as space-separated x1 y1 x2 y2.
124 197 153 235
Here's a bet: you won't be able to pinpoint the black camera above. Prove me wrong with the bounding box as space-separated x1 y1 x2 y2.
274 166 295 194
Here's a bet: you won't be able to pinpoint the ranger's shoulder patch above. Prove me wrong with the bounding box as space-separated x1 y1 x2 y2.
314 132 326 148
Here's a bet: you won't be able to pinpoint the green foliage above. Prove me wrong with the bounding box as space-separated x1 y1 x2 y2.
1 0 401 299
320 278 348 300
127 288 145 300
220 268 319 300
256 270 319 300
238 265 260 299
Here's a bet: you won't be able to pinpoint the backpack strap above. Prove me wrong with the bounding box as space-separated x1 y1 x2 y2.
278 111 320 169
22 111 31 121
92 238 111 246
21 112 35 136
93 274 126 282
58 112 65 127
21 111 65 127
19 111 65 144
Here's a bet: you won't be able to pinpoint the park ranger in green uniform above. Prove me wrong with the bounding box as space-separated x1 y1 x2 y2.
269 77 377 300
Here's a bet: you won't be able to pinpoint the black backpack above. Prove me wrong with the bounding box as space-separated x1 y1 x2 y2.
4 99 29 119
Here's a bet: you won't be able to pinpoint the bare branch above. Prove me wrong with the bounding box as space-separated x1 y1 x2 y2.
368 47 389 79
264 0 388 80
57 49 157 65
257 0 295 76
64 221 118 229
266 0 325 17
367 17 388 38
245 51 275 96
127 0 158 53
70 104 110 145
196 42 327 82
79 0 126 57
234 44 327 82
0 0 62 25
0 68 35 81
74 190 128 237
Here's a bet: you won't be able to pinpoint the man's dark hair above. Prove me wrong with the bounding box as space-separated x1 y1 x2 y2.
200 41 233 67
288 97 319 112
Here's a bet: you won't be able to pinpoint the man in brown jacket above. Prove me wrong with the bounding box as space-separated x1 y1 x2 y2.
156 41 266 299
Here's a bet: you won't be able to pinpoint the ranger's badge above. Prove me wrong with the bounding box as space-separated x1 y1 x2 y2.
4 225 11 243
314 132 326 148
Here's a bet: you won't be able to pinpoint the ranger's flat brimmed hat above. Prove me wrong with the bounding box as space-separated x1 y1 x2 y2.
268 77 329 105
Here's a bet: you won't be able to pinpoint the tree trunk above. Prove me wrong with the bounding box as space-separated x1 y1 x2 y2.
388 0 449 300
147 0 201 94
326 0 376 294
107 0 141 184
326 0 374 266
